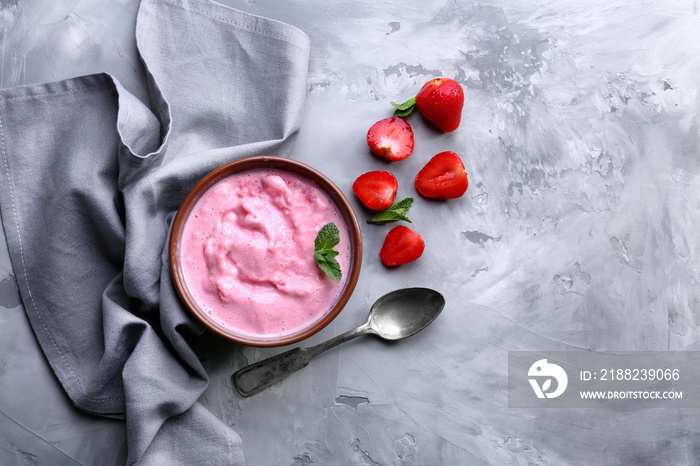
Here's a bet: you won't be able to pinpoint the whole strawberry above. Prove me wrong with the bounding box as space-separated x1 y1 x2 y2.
391 78 464 132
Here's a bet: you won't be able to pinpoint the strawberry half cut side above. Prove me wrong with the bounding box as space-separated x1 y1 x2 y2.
366 116 415 161
379 225 425 266
414 151 468 199
352 170 399 211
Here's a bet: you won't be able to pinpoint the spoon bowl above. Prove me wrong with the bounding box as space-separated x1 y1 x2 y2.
233 287 445 397
368 287 445 340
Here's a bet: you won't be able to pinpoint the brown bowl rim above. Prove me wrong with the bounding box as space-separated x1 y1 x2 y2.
169 155 362 347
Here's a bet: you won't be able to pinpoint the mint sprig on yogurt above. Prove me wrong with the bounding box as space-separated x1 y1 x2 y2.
314 222 342 283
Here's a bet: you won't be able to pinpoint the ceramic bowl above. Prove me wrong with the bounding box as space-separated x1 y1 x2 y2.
169 156 362 347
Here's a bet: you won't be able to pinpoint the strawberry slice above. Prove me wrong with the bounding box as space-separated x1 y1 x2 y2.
414 151 468 199
352 170 398 210
366 116 414 161
380 225 425 266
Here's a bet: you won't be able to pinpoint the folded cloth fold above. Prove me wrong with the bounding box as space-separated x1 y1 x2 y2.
0 0 310 464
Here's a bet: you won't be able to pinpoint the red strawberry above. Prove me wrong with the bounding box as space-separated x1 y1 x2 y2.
391 78 464 132
415 151 468 199
380 225 425 266
352 170 398 210
416 78 464 132
366 116 414 161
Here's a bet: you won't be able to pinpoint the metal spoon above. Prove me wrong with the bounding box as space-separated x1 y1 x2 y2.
232 287 445 397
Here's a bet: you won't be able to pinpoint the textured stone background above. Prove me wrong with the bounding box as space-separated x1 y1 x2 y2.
1 0 699 464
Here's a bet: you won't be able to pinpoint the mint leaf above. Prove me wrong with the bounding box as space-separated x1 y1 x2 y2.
390 96 416 117
314 222 342 283
368 197 414 225
315 222 340 250
314 249 342 283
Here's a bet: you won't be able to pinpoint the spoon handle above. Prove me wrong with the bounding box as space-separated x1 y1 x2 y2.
233 323 370 397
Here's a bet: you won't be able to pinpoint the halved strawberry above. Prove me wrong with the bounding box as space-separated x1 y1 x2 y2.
415 151 468 199
366 116 414 161
391 78 464 132
352 171 398 210
380 225 425 266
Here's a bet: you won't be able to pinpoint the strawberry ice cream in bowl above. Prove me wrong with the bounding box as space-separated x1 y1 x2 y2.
169 156 362 347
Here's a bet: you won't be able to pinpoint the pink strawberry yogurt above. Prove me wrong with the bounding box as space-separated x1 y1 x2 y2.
179 167 351 339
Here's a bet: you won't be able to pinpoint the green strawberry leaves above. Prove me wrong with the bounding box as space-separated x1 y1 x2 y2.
314 222 342 283
390 96 416 117
367 197 413 225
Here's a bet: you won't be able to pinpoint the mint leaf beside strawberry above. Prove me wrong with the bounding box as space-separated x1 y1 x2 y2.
368 197 414 225
390 96 416 117
314 222 342 283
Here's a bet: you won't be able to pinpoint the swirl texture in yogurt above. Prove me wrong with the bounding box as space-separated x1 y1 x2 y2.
180 168 351 338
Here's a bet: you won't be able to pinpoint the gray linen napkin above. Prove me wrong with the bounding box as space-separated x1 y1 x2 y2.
0 0 309 464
